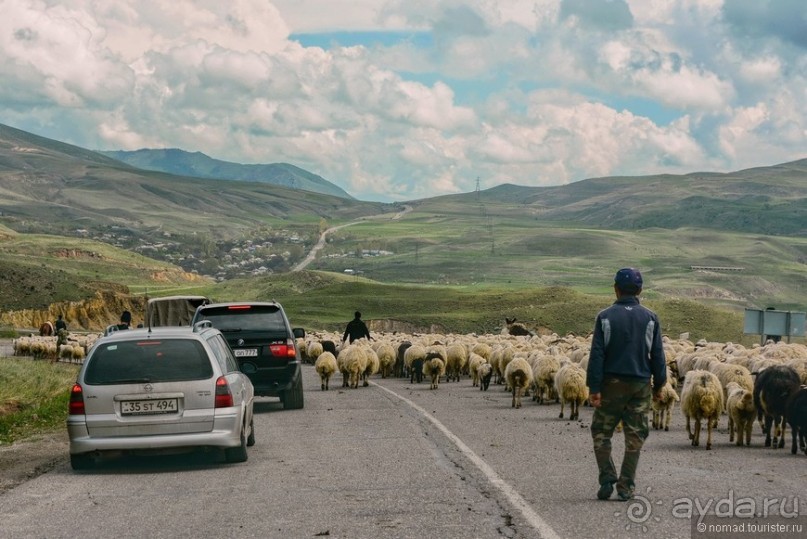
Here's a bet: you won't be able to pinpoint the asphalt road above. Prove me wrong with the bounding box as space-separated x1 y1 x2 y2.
1 364 805 539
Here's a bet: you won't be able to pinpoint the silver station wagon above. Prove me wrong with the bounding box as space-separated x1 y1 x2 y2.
67 322 255 470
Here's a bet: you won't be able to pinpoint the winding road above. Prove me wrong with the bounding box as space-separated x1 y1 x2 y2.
291 204 412 272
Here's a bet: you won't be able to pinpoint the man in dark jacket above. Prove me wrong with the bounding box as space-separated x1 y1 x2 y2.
343 311 371 343
586 268 666 502
54 314 67 332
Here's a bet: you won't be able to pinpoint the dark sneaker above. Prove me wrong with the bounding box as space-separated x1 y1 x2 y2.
597 482 614 500
617 491 633 502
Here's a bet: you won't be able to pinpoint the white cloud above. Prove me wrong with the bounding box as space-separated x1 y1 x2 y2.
0 0 804 201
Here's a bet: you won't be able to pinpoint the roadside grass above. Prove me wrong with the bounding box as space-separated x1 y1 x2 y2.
0 358 79 445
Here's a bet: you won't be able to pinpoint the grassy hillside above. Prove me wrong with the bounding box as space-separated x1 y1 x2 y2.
307 199 807 311
0 123 387 242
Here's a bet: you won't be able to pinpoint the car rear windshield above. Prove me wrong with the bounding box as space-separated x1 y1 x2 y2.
195 305 287 332
84 339 214 384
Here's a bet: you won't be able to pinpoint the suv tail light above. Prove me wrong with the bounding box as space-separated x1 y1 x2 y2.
215 376 234 408
69 384 85 415
269 339 297 359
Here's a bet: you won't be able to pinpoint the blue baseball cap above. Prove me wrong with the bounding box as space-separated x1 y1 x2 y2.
614 267 643 291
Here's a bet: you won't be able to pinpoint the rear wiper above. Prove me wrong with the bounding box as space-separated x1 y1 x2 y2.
108 378 152 384
220 328 243 332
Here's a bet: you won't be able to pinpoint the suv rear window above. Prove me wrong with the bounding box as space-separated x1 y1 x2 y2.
84 339 214 384
195 305 287 332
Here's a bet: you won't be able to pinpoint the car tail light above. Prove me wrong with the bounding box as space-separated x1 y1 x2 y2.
215 376 234 408
269 339 297 359
69 384 85 415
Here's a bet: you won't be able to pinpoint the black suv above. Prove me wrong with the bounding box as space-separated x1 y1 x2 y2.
191 302 305 409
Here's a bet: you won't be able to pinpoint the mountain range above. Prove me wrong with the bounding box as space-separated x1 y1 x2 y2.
99 148 354 200
2 121 805 241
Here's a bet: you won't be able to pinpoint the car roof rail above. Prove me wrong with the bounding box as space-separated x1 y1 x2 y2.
193 320 213 333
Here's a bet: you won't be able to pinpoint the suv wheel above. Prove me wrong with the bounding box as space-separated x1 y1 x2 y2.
283 376 304 410
225 427 248 463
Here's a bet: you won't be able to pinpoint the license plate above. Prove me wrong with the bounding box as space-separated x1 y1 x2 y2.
234 348 258 357
121 399 178 415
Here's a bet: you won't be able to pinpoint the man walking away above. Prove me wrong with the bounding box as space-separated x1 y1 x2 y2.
343 311 371 344
586 268 666 501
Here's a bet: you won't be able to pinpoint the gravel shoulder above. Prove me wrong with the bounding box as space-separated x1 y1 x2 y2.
0 429 68 495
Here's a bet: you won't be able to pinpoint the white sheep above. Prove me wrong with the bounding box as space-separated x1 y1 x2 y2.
504 357 533 409
337 344 368 389
361 346 380 386
553 361 588 420
314 351 338 390
532 353 561 404
651 381 679 431
445 343 468 382
726 381 755 446
375 342 396 378
306 340 324 364
468 353 487 387
709 362 753 411
680 370 724 450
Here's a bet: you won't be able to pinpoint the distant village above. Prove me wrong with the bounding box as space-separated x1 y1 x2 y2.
76 225 394 281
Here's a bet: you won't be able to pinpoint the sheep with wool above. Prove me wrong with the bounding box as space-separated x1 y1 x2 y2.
710 362 754 411
361 346 380 386
315 351 339 390
505 357 533 409
532 353 561 404
374 342 397 378
306 340 324 365
680 370 723 450
478 363 493 391
726 381 755 446
337 344 368 389
468 352 487 387
404 343 427 383
651 380 679 431
754 364 801 449
553 361 588 420
444 342 468 382
394 341 411 378
422 352 446 390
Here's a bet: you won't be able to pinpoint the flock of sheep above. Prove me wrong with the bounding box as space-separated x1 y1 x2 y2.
8 320 806 456
11 333 100 363
301 324 807 456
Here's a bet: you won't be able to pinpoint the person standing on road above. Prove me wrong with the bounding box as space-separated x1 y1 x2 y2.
586 267 666 502
343 311 371 344
54 314 67 333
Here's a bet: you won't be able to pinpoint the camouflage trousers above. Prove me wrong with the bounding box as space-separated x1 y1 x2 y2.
591 377 651 495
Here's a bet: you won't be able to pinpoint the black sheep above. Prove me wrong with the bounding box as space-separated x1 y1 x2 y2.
395 341 412 378
321 340 337 355
786 386 807 455
410 357 424 384
753 365 800 448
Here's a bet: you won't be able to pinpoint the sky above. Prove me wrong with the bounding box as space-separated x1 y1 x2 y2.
1 1 805 202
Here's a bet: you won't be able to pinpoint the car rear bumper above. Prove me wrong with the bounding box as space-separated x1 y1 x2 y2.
249 363 301 397
67 409 243 455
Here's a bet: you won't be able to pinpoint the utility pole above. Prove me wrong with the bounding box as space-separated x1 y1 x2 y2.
475 176 481 201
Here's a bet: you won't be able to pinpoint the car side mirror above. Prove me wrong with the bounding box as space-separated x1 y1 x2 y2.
293 328 306 339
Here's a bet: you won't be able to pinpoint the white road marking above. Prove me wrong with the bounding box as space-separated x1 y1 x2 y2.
373 382 562 539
